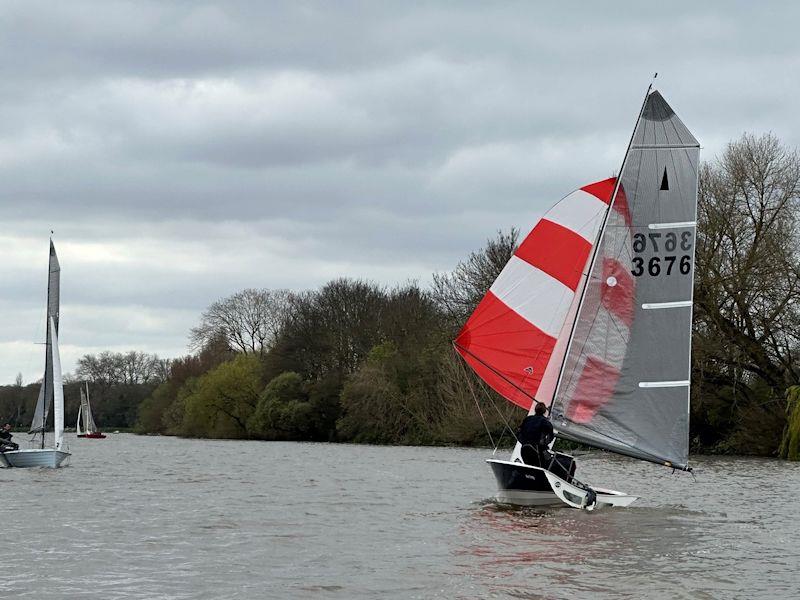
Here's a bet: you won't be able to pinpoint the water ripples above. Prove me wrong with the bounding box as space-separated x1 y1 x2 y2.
1 436 799 598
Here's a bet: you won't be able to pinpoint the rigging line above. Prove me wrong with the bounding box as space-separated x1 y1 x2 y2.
453 342 537 406
455 344 521 445
455 346 495 449
493 427 506 456
474 375 519 445
550 83 654 415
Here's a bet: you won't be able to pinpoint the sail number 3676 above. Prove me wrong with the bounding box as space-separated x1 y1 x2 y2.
631 231 692 277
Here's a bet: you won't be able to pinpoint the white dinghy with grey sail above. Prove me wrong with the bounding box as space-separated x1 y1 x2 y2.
2 240 70 468
454 85 698 509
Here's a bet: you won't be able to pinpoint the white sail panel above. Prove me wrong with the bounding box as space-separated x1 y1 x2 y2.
543 189 611 242
76 403 84 436
51 317 64 450
489 256 574 338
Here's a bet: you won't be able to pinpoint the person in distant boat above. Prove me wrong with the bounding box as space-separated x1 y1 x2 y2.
0 423 18 451
517 403 554 468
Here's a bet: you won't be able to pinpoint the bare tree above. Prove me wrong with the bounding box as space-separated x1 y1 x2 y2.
694 133 800 398
432 229 518 329
272 280 388 377
190 288 293 355
76 351 170 385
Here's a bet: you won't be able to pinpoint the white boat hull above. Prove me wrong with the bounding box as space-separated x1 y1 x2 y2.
2 449 70 468
487 458 636 509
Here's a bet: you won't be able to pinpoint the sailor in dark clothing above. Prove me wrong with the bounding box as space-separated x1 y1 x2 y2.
517 403 554 468
0 423 18 451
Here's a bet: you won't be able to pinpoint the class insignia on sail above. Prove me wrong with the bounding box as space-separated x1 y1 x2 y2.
454 87 699 508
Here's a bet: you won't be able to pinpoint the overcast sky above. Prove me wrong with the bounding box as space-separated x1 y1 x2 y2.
1 1 799 384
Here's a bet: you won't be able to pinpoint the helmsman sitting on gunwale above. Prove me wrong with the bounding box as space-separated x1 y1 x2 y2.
516 402 554 468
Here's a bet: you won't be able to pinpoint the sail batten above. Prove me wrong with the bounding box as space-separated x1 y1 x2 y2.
648 221 696 230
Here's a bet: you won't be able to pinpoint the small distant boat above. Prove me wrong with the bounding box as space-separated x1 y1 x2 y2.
76 382 106 439
455 86 698 509
3 240 71 468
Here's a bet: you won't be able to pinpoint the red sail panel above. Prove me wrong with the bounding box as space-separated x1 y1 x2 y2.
454 179 617 410
515 220 591 291
455 291 556 410
567 356 621 423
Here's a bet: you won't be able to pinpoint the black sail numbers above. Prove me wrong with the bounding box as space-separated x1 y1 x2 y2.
631 230 692 278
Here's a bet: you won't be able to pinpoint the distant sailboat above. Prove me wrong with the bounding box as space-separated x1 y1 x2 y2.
455 86 698 509
76 382 106 439
3 240 71 468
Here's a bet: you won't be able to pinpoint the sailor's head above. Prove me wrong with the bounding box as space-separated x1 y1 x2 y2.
2 424 10 431
534 402 547 416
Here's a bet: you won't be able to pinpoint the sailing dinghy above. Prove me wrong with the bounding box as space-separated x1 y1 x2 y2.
455 87 698 509
76 382 106 439
2 240 71 468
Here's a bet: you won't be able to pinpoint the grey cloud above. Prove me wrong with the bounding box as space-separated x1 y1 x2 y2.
2 1 800 382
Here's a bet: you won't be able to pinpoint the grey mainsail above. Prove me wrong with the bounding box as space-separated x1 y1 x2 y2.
550 91 699 469
29 240 60 434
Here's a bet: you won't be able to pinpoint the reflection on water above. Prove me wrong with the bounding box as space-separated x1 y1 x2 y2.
2 436 799 599
458 502 705 599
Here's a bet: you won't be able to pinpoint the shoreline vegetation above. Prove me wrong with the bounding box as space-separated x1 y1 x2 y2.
2 133 800 459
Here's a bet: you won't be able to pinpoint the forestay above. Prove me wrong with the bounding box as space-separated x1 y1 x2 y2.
550 91 699 469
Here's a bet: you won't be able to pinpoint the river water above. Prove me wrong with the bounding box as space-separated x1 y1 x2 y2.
2 434 798 599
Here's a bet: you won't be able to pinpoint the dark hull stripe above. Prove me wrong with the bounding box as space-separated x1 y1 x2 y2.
489 461 554 492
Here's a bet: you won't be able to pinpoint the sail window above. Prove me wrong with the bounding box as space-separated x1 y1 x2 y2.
660 167 669 191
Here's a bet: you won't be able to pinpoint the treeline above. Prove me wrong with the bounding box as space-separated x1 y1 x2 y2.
692 133 800 456
135 281 514 446
131 134 800 457
5 133 799 457
0 351 169 430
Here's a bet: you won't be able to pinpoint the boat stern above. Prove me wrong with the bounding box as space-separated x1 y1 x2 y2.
487 459 562 506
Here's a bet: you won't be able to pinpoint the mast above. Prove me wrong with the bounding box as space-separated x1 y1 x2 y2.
549 82 654 417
